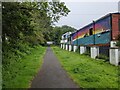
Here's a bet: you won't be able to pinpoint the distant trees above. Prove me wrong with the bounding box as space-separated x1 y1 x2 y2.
2 2 76 87
2 2 70 47
52 25 76 45
2 1 71 66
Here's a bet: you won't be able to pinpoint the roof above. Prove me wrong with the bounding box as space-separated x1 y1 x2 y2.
70 12 120 35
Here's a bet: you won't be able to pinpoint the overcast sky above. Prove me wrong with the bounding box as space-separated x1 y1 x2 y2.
55 0 120 29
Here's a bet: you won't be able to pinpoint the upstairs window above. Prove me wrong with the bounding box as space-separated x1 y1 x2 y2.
89 28 93 35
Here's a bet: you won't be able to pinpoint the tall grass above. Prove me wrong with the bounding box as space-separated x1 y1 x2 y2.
52 46 119 88
3 44 46 88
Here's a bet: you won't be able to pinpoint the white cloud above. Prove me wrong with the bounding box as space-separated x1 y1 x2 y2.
60 0 120 2
56 1 118 29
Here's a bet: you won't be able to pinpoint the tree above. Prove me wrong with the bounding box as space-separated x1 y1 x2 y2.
2 1 70 47
2 1 71 66
52 25 76 45
2 2 71 87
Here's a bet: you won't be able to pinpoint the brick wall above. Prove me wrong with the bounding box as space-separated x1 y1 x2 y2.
112 14 120 40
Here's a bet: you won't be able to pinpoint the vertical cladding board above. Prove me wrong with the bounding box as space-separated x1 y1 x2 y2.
72 13 120 46
77 23 93 45
76 15 111 45
72 32 78 45
95 15 111 34
94 15 111 44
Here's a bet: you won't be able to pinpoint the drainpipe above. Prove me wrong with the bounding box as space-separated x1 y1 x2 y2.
77 30 78 46
93 21 95 45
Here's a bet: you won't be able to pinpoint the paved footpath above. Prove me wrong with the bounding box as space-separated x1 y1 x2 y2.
30 46 79 88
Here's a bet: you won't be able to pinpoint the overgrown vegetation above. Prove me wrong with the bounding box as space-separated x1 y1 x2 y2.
2 2 71 47
2 1 72 88
82 51 90 56
3 46 46 88
76 46 80 53
52 46 118 88
52 26 76 45
116 34 120 47
96 54 109 61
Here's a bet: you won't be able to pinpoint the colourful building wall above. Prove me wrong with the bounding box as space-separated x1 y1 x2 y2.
72 14 111 46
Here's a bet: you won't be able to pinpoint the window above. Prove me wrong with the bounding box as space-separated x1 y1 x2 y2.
89 28 93 35
63 35 66 40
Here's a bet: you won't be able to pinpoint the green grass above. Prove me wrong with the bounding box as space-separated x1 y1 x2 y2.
3 45 46 88
52 46 119 88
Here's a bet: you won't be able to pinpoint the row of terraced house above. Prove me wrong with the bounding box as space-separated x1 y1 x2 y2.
60 12 120 66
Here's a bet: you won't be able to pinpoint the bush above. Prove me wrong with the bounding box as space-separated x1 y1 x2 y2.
71 45 74 51
76 46 80 53
96 54 109 61
116 34 120 47
116 41 120 47
83 51 90 56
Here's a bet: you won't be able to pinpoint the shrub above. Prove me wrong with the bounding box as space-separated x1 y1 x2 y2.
116 41 120 47
116 34 120 47
96 54 109 61
76 46 80 53
83 51 90 56
71 45 74 51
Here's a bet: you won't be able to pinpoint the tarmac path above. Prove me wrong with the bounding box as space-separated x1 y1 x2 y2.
30 46 79 88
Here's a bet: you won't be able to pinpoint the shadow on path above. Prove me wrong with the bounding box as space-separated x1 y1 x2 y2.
30 46 79 88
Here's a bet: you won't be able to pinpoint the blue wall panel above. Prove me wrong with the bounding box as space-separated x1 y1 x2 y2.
95 31 110 44
72 31 110 45
78 35 94 45
72 40 77 45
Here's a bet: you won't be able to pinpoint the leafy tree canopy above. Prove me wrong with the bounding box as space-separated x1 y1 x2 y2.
51 25 76 45
2 1 70 47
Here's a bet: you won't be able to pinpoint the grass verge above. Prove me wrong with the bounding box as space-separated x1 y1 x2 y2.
3 45 46 88
52 46 119 88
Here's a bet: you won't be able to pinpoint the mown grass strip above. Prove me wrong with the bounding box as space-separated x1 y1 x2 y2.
52 46 119 88
3 46 46 88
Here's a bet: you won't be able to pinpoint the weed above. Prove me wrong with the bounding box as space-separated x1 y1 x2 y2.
96 54 109 61
3 46 46 88
83 51 90 56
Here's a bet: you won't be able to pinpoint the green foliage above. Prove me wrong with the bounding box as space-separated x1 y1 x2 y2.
96 54 109 61
52 25 76 45
2 1 70 88
52 47 118 88
2 2 70 46
116 41 120 47
76 46 80 53
2 1 70 67
83 51 90 56
116 34 120 47
3 46 46 88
